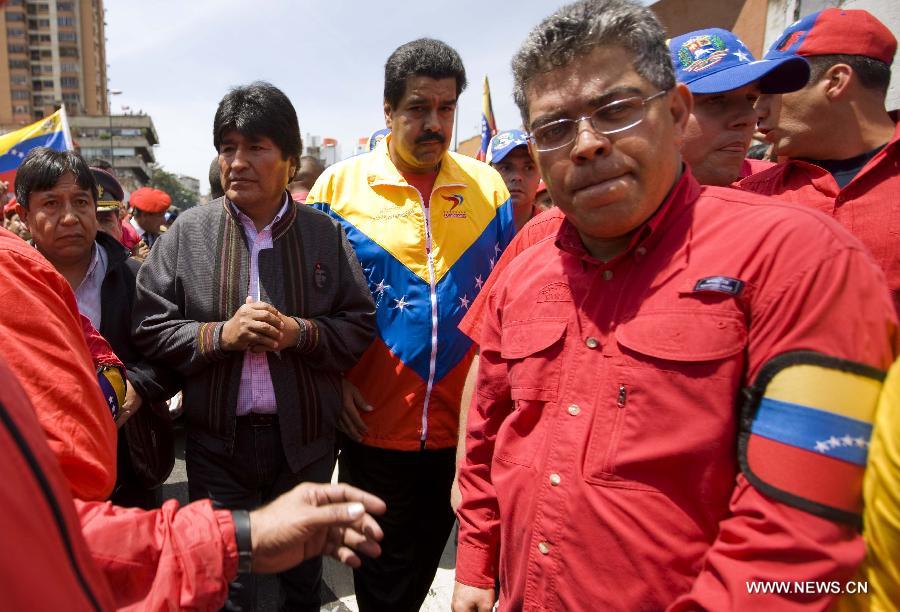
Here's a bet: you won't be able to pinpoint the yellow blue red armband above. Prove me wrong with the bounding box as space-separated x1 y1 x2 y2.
739 351 885 528
97 365 126 421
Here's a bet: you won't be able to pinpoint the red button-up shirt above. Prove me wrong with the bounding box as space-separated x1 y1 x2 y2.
737 115 900 313
455 171 897 610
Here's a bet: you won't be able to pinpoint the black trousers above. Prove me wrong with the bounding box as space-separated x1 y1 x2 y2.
186 416 333 612
338 435 456 612
110 434 161 509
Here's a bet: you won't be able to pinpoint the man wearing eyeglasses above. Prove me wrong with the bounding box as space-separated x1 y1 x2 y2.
452 1 897 610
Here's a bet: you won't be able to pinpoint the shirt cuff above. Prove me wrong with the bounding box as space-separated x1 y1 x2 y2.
454 541 497 589
214 508 239 583
197 322 227 362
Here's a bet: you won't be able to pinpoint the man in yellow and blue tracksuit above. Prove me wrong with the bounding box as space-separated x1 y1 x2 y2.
308 38 514 611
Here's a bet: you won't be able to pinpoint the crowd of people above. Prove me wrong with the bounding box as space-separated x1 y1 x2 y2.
0 0 898 610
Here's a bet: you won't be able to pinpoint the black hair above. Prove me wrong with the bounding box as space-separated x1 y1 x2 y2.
15 148 97 209
213 81 302 162
383 38 468 108
208 155 224 199
746 143 770 160
806 54 891 96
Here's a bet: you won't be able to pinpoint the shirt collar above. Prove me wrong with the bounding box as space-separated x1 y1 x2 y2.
78 242 107 289
555 165 701 264
229 193 290 232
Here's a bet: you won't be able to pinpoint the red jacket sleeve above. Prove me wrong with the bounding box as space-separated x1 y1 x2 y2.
77 498 239 612
456 287 513 588
670 240 897 610
0 232 117 500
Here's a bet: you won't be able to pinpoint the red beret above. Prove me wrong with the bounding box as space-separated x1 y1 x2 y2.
130 187 171 213
3 197 18 218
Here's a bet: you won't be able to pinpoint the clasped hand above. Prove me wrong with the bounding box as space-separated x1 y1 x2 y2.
221 296 299 353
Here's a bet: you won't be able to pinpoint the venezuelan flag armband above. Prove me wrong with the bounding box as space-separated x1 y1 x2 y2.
739 351 885 527
97 364 126 421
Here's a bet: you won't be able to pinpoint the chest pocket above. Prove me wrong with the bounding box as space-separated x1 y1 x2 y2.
496 318 568 467
583 309 747 500
501 318 568 400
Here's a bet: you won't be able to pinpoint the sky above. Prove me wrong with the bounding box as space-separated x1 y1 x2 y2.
104 0 569 195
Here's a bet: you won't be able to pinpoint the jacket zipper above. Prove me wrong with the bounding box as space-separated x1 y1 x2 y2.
408 181 465 447
409 185 440 446
0 399 103 611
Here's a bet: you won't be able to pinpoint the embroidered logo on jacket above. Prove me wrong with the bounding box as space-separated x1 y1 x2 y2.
442 194 466 219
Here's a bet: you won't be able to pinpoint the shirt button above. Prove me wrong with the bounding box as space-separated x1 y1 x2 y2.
567 404 581 416
549 473 561 486
538 541 551 555
585 337 599 349
635 246 647 257
603 270 614 281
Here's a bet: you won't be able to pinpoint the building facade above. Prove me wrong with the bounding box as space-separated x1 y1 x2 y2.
69 113 158 193
0 0 107 128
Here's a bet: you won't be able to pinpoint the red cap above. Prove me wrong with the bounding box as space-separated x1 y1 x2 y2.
767 9 896 65
130 187 171 213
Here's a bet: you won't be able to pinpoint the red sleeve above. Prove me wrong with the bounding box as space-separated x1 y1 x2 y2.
459 209 563 344
0 234 117 501
77 498 238 612
455 287 513 588
671 240 897 610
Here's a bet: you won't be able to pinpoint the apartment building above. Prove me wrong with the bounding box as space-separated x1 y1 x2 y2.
0 0 107 127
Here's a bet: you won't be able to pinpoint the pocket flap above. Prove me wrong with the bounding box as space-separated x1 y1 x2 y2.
616 310 746 362
501 318 568 359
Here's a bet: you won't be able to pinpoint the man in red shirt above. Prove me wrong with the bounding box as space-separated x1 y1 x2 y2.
452 1 897 610
738 8 899 312
667 27 809 186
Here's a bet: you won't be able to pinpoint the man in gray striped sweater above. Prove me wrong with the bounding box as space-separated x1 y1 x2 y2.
133 81 376 611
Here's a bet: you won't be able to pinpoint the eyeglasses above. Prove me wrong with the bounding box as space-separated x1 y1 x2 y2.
528 89 671 152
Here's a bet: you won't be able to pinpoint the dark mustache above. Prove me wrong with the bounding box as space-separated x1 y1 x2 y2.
416 132 445 145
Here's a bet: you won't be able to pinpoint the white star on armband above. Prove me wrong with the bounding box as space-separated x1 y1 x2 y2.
841 434 854 447
494 242 502 257
814 440 830 453
474 275 484 290
827 435 841 448
392 296 410 312
854 436 868 448
734 49 750 62
459 294 470 310
489 257 496 270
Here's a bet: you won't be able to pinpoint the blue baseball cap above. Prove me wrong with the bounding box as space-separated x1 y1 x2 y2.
368 128 390 151
669 28 810 95
486 129 530 165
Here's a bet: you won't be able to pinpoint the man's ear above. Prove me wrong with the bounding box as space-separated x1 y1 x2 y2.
669 83 693 147
14 202 28 227
822 63 853 101
383 101 393 129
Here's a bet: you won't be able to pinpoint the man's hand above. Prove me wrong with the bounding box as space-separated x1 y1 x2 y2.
249 482 386 574
450 474 462 513
452 582 495 612
338 378 373 442
132 241 149 260
221 296 284 352
116 381 143 428
251 313 301 353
